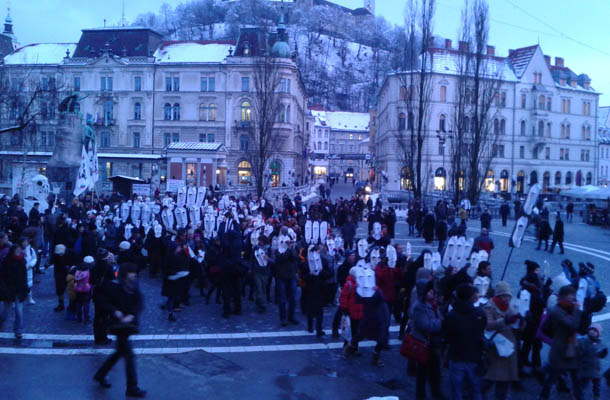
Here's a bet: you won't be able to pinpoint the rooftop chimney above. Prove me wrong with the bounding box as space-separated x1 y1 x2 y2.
445 39 452 49
486 45 495 56
458 41 468 51
555 57 564 67
508 49 515 56
544 55 551 65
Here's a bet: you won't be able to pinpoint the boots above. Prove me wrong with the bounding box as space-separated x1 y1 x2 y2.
342 343 354 359
26 292 35 305
372 351 384 366
54 299 64 312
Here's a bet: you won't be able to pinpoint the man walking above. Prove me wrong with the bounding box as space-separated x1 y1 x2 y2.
93 263 146 398
500 201 510 227
549 212 564 254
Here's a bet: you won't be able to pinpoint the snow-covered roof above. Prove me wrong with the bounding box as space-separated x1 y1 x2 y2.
166 142 224 151
428 49 518 82
4 43 77 65
599 106 610 128
98 153 163 160
154 41 234 64
507 45 537 78
311 110 369 132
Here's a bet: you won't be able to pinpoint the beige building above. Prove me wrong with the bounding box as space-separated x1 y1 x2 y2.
375 41 600 195
0 20 308 195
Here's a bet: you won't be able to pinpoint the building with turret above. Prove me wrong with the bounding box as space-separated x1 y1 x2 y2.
0 9 308 195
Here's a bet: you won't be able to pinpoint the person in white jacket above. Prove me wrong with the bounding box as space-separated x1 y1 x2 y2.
20 238 37 305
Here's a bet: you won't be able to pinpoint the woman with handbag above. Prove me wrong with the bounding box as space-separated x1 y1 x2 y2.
93 263 146 398
411 279 443 400
482 281 521 400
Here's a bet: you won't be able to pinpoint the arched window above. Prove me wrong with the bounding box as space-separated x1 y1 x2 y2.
500 119 506 135
238 160 251 184
530 171 538 185
576 170 583 186
464 116 470 133
164 103 172 120
517 170 525 193
538 120 544 137
400 167 413 190
271 160 281 187
199 104 207 121
279 104 286 122
208 103 216 121
538 95 545 109
398 112 406 130
239 135 249 150
546 122 551 138
399 86 406 101
555 171 561 185
500 170 509 192
172 103 180 120
565 171 572 185
134 102 141 120
434 167 446 191
586 172 592 185
543 171 550 188
485 170 495 192
439 114 446 132
440 85 447 102
241 101 251 121
520 120 526 136
317 141 322 150
494 119 500 135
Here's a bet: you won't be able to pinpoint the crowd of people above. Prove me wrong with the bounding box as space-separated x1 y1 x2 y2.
0 186 608 399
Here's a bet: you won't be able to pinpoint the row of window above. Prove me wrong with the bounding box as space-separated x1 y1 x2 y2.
313 141 328 151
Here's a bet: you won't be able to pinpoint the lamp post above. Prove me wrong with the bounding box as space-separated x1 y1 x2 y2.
436 129 453 198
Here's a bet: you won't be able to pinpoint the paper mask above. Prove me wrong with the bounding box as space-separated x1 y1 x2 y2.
387 245 397 268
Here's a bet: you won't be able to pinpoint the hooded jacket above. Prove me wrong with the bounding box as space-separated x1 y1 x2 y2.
442 299 487 363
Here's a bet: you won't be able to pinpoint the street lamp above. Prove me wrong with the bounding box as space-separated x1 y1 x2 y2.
436 129 453 196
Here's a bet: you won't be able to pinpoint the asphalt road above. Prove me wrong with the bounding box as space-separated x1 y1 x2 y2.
1 183 609 399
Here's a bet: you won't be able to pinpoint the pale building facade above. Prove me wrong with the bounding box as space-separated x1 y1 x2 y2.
0 23 308 195
598 106 610 186
375 42 599 195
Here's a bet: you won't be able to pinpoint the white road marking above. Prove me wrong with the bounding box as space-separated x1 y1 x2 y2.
0 339 402 356
0 326 401 342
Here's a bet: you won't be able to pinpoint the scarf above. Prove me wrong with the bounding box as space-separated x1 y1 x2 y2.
492 296 509 312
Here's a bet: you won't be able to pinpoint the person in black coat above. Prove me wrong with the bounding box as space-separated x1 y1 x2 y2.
536 217 553 251
300 246 331 337
549 213 565 254
91 248 116 345
442 284 487 399
93 263 146 398
50 244 70 312
480 208 492 231
500 201 510 227
422 211 436 244
0 245 28 339
220 228 243 318
435 218 448 253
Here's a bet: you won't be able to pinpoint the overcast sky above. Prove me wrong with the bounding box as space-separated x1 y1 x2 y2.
8 0 610 106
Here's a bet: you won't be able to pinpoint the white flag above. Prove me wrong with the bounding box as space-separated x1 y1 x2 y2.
74 145 91 197
87 142 99 189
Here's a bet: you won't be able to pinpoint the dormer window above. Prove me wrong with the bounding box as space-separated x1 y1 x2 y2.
243 41 250 56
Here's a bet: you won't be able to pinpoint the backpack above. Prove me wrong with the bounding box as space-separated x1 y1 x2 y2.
74 269 91 293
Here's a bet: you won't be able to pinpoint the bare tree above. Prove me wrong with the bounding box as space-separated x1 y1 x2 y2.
463 0 502 203
394 0 435 197
247 54 284 198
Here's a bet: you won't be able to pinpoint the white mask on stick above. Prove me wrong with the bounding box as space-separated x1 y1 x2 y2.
387 245 397 268
372 222 382 240
357 239 368 259
304 220 312 244
308 246 323 276
326 238 336 257
355 266 376 298
424 252 432 270
255 248 268 267
370 247 381 269
278 234 289 254
154 224 162 238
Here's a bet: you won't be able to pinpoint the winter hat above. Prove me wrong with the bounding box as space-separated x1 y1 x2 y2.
416 279 434 300
96 248 109 259
525 260 540 274
579 262 594 276
119 241 131 250
589 323 603 337
54 244 66 255
83 256 95 264
494 281 512 298
456 283 477 301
